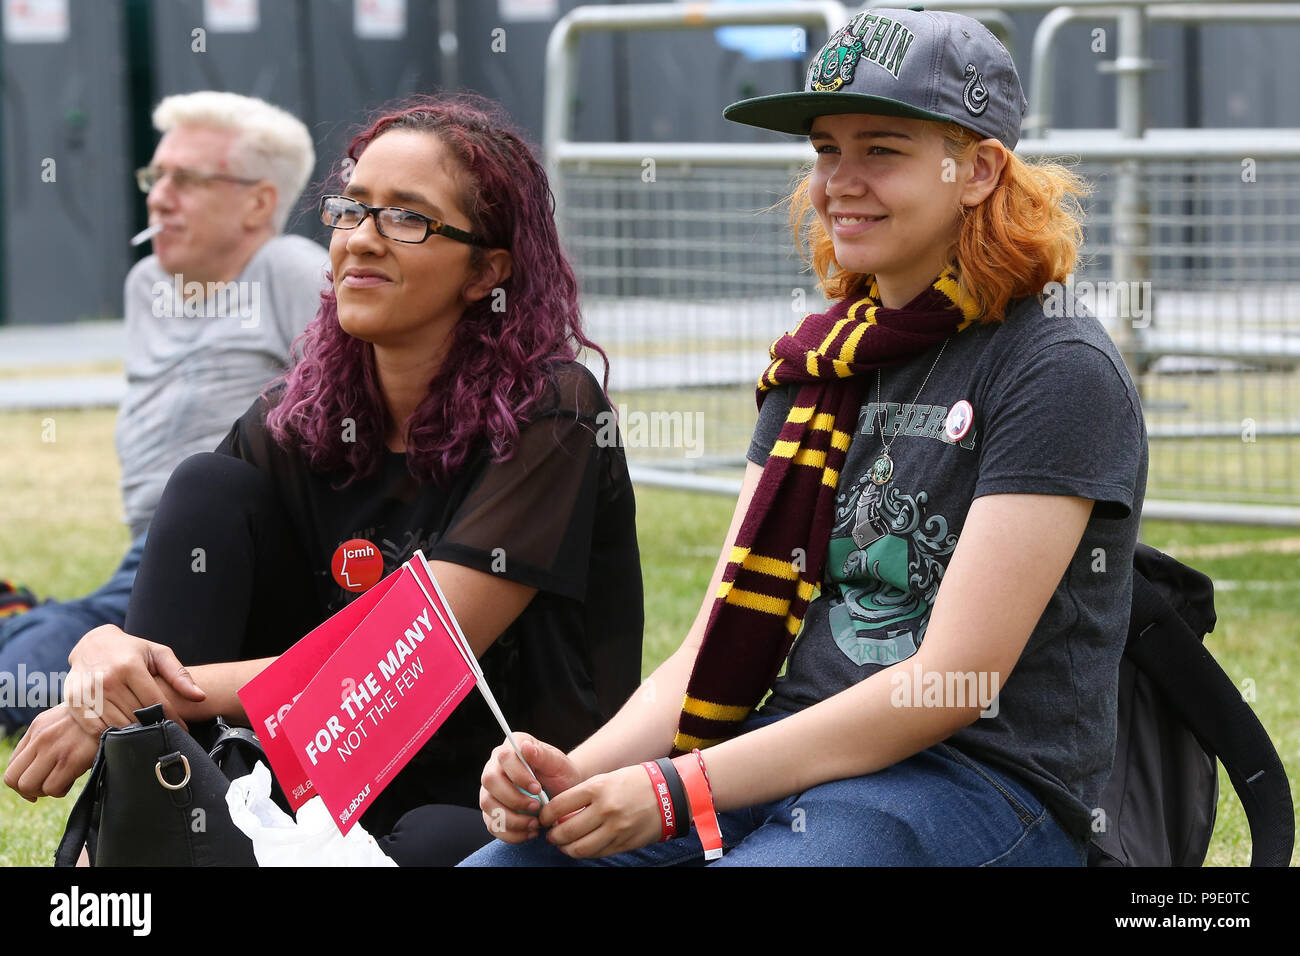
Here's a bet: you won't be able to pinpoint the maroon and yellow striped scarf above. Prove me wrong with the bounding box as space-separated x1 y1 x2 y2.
672 270 981 753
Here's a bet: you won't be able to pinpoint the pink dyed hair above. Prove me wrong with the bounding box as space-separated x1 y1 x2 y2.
265 93 606 485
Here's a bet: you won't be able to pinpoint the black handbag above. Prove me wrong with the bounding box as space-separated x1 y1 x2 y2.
54 703 279 867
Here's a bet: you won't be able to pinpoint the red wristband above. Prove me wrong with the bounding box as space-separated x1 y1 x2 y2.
641 761 676 842
674 750 723 861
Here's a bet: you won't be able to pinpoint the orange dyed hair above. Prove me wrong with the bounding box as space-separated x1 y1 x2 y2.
788 122 1088 321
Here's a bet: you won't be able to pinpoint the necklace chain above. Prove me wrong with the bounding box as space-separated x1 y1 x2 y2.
870 337 950 486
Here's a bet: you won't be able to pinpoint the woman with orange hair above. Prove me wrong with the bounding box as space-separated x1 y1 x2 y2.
467 7 1147 866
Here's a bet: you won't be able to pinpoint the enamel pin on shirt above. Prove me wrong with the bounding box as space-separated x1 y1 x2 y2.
331 538 384 593
944 400 974 443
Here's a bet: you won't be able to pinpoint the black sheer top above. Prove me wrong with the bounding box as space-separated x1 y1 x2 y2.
216 361 644 834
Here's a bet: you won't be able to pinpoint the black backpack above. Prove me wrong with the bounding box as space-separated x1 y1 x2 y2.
1088 543 1294 866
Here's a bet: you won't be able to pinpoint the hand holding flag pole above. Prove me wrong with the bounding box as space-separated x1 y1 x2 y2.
409 553 550 805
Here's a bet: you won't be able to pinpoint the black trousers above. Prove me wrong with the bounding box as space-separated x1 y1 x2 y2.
125 452 493 865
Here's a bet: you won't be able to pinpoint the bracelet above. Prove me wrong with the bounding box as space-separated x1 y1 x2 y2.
673 749 724 861
640 761 675 842
654 757 689 838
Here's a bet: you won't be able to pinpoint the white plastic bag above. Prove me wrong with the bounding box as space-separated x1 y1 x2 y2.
225 763 397 867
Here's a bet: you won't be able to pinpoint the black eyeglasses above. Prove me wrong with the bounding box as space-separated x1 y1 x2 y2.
319 195 485 247
136 165 262 193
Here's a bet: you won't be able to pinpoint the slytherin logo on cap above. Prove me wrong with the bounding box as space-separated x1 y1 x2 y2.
963 64 989 116
807 12 918 91
724 7 1027 149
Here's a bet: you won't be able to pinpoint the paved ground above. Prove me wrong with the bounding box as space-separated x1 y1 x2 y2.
0 321 126 410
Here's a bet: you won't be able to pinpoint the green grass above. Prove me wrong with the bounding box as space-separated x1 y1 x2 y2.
0 409 130 866
0 408 1295 866
632 489 734 673
0 758 81 866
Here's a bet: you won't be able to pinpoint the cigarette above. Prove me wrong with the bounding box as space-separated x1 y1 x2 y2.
130 224 163 246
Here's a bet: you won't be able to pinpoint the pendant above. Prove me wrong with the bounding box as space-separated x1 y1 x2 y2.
870 452 894 486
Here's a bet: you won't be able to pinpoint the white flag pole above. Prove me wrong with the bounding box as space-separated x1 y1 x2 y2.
409 554 550 804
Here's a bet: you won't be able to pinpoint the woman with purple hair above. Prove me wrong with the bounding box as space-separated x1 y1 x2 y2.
6 94 644 865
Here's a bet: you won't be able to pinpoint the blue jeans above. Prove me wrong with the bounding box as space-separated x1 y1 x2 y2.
459 716 1087 867
0 533 146 732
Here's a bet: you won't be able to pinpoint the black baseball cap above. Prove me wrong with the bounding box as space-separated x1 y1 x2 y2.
724 7 1027 149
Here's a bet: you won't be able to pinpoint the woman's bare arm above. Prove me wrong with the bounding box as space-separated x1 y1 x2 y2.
663 492 1094 811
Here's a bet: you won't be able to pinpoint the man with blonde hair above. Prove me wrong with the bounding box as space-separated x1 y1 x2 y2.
0 92 328 734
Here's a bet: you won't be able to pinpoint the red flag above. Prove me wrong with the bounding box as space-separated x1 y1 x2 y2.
238 568 402 809
277 564 477 833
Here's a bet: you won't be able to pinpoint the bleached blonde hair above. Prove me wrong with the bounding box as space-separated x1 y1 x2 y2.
153 91 315 233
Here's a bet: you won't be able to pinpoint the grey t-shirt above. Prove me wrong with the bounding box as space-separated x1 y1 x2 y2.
115 234 328 538
748 294 1148 843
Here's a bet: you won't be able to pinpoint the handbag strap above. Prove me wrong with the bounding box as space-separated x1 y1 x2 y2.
209 723 263 760
1127 569 1295 867
54 704 173 867
53 731 109 868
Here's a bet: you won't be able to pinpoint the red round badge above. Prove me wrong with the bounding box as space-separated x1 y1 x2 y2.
331 538 384 593
944 400 974 442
